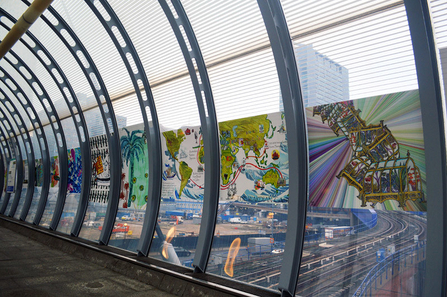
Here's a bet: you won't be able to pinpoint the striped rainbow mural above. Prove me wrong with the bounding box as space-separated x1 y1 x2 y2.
307 89 426 211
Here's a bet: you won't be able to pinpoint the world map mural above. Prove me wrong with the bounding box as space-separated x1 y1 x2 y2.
161 112 289 204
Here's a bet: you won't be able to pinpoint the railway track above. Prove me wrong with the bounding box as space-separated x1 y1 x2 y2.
209 211 426 296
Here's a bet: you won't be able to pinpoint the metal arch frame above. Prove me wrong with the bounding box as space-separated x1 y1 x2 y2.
24 0 122 243
0 67 49 222
0 99 25 217
257 1 309 296
0 124 12 207
4 52 54 226
0 9 88 234
0 87 36 219
0 123 13 213
0 146 5 206
404 1 447 296
0 125 21 217
84 0 163 253
159 0 221 272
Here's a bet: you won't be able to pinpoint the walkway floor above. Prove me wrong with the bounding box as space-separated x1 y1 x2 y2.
0 226 175 297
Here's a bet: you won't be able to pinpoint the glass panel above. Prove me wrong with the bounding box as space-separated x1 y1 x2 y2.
304 75 426 296
0 150 6 207
0 122 12 212
4 156 18 215
27 132 42 222
51 0 133 100
78 132 109 242
279 1 426 296
0 55 51 223
108 1 194 88
148 119 203 265
176 1 285 286
40 124 59 228
13 159 27 219
56 118 79 233
206 112 288 285
78 107 127 241
1 109 24 217
298 90 427 296
6 158 25 216
109 123 146 251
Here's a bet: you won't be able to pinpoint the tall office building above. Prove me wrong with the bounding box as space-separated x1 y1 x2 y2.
280 43 349 109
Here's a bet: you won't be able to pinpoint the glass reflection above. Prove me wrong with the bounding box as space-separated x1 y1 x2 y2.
297 210 426 297
299 90 427 296
224 237 241 277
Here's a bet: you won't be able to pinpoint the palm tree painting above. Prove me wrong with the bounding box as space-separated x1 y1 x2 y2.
120 128 146 208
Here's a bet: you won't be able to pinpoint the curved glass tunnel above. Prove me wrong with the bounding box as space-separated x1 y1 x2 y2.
0 1 446 296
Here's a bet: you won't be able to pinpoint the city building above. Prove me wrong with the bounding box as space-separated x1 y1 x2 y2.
280 43 349 109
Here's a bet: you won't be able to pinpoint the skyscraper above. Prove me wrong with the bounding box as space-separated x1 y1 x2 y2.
280 43 349 109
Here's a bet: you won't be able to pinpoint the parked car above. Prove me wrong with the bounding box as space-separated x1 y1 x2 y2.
229 217 242 224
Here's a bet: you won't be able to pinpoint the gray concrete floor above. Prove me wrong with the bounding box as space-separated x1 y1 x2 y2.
0 226 175 297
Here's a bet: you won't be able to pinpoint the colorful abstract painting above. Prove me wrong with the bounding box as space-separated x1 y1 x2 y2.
50 156 59 188
119 123 149 210
308 90 426 211
67 148 82 193
89 135 110 203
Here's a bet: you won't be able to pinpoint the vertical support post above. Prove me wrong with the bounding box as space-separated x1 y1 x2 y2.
257 1 308 296
159 0 221 272
404 1 447 296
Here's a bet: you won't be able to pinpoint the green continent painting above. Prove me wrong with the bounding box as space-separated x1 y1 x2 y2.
219 114 272 157
179 161 193 197
164 129 186 161
161 113 289 204
262 169 280 189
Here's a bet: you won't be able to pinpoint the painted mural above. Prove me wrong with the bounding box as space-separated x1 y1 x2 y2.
119 124 148 210
50 156 59 188
35 158 43 187
6 159 16 193
308 90 426 211
89 135 110 203
161 112 289 203
65 89 424 212
23 161 28 185
67 148 82 193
